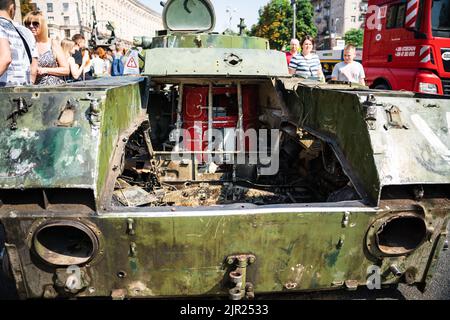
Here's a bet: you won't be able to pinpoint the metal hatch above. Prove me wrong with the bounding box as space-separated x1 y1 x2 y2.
162 0 216 33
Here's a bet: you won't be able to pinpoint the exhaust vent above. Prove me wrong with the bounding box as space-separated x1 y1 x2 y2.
33 221 99 267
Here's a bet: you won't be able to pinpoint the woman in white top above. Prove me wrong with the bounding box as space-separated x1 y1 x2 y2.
91 47 109 78
60 38 86 82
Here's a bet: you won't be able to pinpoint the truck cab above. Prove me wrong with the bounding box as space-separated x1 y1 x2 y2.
363 0 450 95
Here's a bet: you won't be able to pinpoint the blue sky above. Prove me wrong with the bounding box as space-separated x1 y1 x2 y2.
141 0 270 32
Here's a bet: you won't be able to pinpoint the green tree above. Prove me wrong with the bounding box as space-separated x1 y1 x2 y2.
344 29 364 47
250 0 317 50
20 0 34 18
293 0 317 42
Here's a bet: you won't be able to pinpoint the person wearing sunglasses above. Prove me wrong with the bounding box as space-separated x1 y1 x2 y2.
0 0 38 87
23 11 69 85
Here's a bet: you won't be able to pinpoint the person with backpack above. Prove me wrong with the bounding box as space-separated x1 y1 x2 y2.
0 0 38 87
111 43 125 76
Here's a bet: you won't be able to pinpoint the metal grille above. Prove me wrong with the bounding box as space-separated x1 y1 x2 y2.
442 78 450 96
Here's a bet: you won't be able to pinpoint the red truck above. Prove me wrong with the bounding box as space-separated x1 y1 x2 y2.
363 0 450 95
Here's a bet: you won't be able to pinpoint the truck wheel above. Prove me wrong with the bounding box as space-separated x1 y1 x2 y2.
374 83 390 90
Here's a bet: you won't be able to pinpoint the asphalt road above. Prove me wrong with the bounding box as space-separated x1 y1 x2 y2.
1 224 448 300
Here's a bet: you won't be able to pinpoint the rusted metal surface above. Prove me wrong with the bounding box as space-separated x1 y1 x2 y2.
283 81 450 205
0 77 149 207
0 201 447 298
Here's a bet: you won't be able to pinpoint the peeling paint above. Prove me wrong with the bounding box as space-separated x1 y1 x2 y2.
9 149 22 160
128 281 155 297
14 160 36 176
292 264 305 285
325 250 341 268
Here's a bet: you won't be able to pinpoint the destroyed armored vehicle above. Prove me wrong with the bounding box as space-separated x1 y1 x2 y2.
0 0 449 299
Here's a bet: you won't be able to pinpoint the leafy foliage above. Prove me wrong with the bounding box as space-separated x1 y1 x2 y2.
250 0 317 50
20 0 34 18
344 28 364 47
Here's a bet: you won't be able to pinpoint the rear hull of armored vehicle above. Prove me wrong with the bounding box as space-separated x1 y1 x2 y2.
1 201 448 299
0 77 449 299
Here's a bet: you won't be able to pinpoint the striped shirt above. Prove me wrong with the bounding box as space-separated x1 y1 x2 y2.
289 53 322 79
0 18 34 87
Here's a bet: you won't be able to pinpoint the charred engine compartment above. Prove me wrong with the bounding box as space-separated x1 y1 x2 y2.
112 80 358 207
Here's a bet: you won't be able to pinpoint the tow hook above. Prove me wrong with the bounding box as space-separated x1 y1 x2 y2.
54 266 91 295
226 254 256 300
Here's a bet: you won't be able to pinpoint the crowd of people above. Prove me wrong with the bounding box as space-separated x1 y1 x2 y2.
0 1 130 88
286 35 366 85
1 0 366 89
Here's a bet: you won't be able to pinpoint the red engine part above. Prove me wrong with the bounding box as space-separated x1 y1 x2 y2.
182 86 258 161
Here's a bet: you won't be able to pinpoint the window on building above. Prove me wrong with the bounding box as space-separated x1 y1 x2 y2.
48 16 54 22
360 3 368 13
63 3 69 12
351 16 356 22
65 29 71 38
64 16 70 25
47 3 53 13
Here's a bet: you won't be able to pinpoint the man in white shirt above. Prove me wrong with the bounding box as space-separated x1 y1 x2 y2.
16 24 38 83
0 0 37 87
331 45 366 85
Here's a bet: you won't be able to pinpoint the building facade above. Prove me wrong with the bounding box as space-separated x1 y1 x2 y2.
14 0 22 23
31 0 163 44
311 0 368 49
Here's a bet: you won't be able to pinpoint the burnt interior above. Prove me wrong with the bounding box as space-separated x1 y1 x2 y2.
381 185 450 201
112 80 359 208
